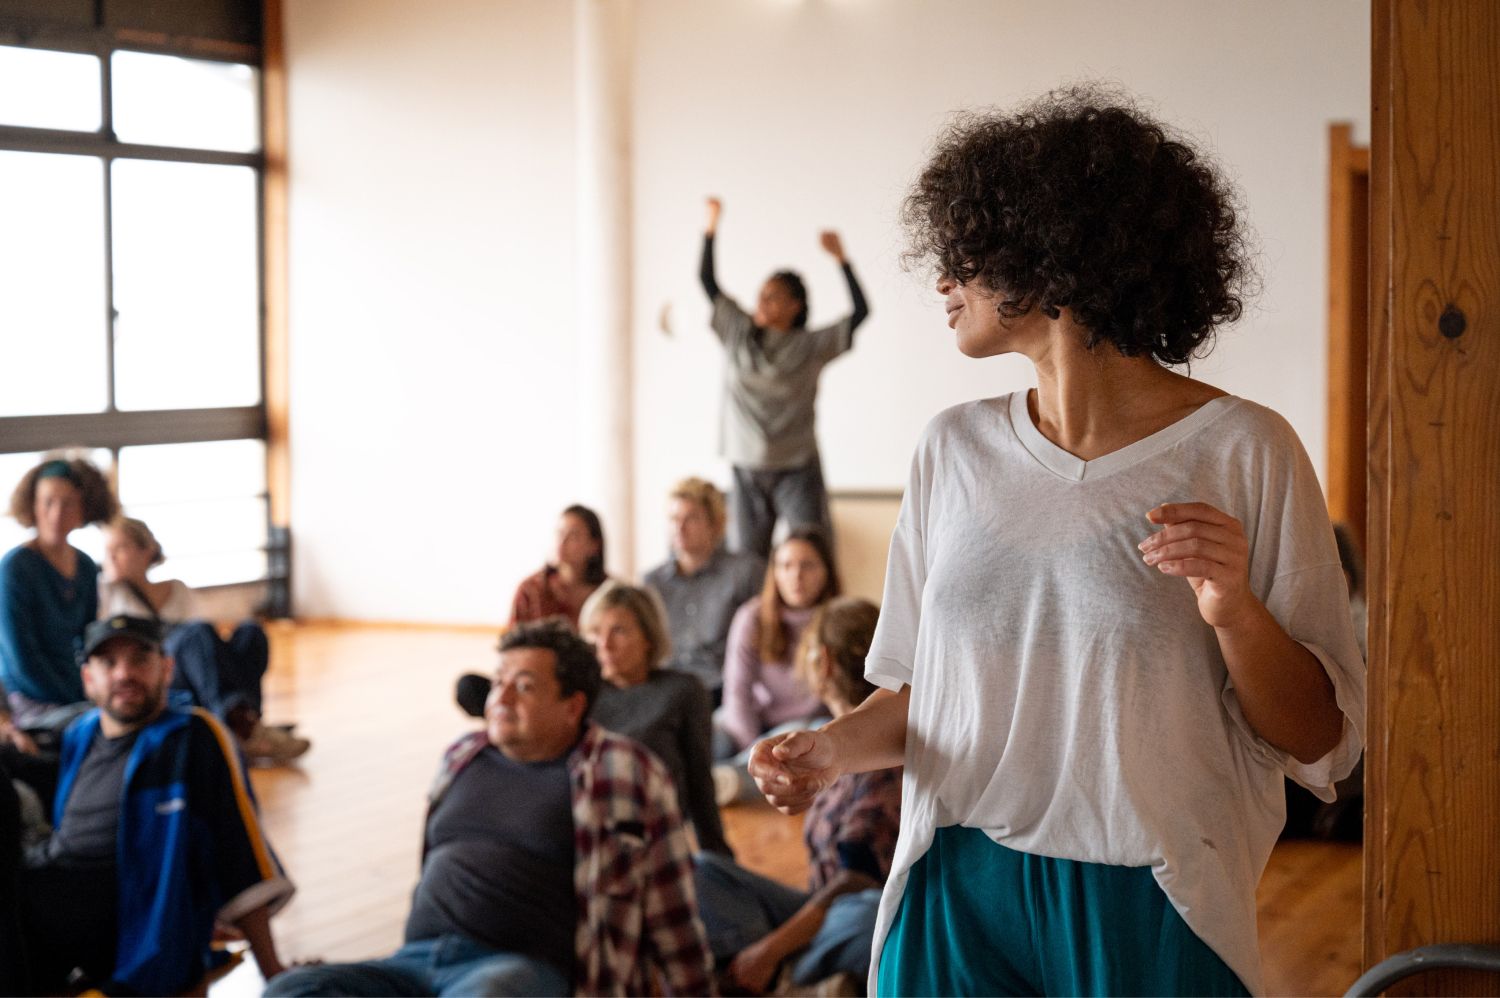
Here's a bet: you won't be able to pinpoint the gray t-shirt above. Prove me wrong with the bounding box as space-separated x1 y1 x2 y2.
405 745 575 977
644 546 765 692
43 729 138 867
712 295 854 470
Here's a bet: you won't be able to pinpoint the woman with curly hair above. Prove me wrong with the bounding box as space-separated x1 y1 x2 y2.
749 87 1365 996
0 455 118 741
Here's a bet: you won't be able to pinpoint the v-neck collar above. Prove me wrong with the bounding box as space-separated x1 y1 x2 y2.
1007 389 1238 482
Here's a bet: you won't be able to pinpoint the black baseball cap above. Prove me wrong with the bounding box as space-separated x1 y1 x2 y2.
79 615 164 664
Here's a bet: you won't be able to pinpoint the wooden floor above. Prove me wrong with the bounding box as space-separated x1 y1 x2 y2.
214 623 1362 996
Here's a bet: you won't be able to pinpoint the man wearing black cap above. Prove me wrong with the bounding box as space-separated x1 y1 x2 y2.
5 614 294 994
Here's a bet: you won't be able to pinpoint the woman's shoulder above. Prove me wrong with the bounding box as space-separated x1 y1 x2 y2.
731 594 763 622
921 395 1014 440
0 544 32 576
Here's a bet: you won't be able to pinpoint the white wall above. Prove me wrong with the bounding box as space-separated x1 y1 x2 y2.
630 0 1370 563
284 0 1369 622
285 0 578 623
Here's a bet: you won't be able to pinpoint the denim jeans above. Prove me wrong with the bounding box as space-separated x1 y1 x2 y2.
164 620 268 717
263 934 569 997
730 455 833 561
694 851 882 985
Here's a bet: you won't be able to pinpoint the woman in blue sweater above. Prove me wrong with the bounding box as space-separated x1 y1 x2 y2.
0 456 118 743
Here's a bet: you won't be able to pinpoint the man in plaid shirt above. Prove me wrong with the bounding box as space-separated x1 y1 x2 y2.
267 620 714 997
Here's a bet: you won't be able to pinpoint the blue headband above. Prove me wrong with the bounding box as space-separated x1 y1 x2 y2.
36 460 78 484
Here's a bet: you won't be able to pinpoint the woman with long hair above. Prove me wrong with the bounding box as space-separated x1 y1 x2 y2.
507 504 611 631
717 526 840 759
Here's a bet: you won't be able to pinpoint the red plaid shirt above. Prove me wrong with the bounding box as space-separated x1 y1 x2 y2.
429 723 715 996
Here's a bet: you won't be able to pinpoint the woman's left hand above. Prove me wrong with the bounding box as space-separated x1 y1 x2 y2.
1140 502 1258 628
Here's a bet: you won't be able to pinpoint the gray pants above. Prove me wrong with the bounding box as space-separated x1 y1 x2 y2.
731 455 832 560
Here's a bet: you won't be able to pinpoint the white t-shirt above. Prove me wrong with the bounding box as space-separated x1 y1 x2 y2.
865 391 1366 995
98 577 200 623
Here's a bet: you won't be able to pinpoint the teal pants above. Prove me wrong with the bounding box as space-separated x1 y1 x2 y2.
877 826 1249 997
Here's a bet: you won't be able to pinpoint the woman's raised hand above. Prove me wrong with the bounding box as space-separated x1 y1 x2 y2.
748 728 842 815
819 229 845 262
1139 501 1256 628
705 196 723 234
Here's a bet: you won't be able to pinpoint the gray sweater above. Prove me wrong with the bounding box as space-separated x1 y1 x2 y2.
590 669 729 856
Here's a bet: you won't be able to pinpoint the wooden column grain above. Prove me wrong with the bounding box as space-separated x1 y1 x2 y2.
1366 2 1500 993
1326 123 1370 553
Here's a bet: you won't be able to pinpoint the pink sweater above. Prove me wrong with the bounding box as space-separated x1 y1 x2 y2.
720 597 825 751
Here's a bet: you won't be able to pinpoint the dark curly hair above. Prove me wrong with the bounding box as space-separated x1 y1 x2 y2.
902 85 1253 365
8 453 119 528
499 617 604 715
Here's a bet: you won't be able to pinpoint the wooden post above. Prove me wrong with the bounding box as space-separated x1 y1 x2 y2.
1365 2 1500 993
262 0 291 539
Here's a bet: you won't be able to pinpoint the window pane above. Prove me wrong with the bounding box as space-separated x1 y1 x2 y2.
117 439 266 504
118 441 267 587
122 497 268 587
0 152 108 416
0 46 102 131
111 50 259 153
111 159 260 410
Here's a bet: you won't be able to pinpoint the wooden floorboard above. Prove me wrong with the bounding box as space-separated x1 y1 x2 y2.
212 623 1362 997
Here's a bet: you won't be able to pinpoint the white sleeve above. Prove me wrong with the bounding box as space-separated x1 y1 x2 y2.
866 449 929 691
1218 421 1367 799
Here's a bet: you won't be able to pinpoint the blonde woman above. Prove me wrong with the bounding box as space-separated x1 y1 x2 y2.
584 585 728 856
99 517 307 763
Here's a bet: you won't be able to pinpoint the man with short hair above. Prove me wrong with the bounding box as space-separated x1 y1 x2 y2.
268 619 714 997
8 614 292 994
644 477 765 703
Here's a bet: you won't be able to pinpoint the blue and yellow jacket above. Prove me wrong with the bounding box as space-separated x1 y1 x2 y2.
55 705 294 995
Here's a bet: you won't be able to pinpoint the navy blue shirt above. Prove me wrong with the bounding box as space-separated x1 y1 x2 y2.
0 545 98 707
405 745 576 977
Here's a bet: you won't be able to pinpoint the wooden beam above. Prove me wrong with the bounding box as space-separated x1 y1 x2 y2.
262 0 290 532
1365 1 1500 993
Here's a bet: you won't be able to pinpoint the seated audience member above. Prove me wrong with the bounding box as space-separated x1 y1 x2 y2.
583 584 730 856
508 504 614 631
717 527 839 761
99 517 309 763
268 620 714 998
1 456 118 740
1283 522 1367 842
696 598 899 995
644 477 764 704
9 615 292 995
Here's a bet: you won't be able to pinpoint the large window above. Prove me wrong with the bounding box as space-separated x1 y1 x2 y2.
0 39 268 587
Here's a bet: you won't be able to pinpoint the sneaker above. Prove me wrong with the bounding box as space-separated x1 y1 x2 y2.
241 723 311 763
713 763 744 807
